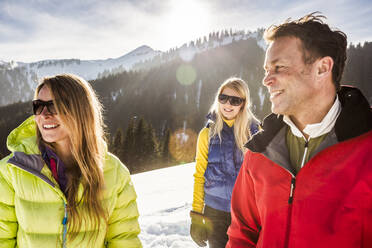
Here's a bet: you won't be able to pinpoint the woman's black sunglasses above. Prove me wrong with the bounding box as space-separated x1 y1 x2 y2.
218 94 245 106
32 100 57 115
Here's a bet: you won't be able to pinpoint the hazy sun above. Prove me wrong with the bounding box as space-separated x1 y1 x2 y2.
164 0 211 48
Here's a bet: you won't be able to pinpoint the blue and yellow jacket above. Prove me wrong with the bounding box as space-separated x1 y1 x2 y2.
192 115 259 213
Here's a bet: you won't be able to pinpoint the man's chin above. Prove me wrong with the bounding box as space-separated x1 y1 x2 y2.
271 106 284 115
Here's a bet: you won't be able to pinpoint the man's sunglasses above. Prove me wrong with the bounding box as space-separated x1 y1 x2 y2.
32 100 57 115
218 94 245 106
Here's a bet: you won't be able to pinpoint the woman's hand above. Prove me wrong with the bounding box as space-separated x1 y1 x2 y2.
190 210 210 247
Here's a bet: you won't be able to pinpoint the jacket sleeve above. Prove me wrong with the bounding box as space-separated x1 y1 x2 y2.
0 156 17 248
192 127 209 213
105 161 142 248
226 151 261 248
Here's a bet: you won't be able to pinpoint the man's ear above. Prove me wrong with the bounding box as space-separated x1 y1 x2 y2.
316 56 334 78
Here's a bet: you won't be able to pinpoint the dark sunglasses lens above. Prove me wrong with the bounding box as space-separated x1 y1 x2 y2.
32 101 42 115
218 94 229 104
47 104 57 115
32 100 56 115
230 97 244 106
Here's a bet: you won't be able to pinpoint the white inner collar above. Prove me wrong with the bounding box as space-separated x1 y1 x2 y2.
283 95 341 139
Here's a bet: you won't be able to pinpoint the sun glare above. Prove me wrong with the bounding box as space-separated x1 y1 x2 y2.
164 0 211 49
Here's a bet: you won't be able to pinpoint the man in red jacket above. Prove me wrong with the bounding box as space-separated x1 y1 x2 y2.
226 12 372 248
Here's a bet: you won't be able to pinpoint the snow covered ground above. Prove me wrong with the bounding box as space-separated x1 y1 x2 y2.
132 162 201 248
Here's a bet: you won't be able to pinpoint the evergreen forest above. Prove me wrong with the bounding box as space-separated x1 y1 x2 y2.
0 37 371 174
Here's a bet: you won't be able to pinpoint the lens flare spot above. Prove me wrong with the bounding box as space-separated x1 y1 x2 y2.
169 128 197 163
176 64 197 85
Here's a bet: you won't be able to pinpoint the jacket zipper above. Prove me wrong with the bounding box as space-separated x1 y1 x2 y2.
300 140 309 169
285 139 308 247
284 176 296 247
52 157 68 248
275 166 296 247
62 202 68 248
8 162 68 247
288 177 296 204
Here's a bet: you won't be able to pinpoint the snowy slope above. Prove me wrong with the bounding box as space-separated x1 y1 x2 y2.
132 163 200 248
0 30 265 106
19 45 159 81
173 30 266 64
0 45 160 106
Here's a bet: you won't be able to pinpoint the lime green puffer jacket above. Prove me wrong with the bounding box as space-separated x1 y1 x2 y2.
0 116 142 248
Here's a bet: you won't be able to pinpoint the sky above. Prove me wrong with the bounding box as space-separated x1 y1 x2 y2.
1 0 371 62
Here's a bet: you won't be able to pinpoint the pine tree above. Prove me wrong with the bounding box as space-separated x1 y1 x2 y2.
134 117 160 171
122 117 137 169
111 128 124 161
224 29 229 37
134 117 146 167
143 122 159 163
161 128 172 165
196 38 202 48
203 36 208 44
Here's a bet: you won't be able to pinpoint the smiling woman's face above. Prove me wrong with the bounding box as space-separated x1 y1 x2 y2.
35 85 70 150
218 87 243 120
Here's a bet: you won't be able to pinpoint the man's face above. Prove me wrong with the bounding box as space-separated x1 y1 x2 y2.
263 36 318 118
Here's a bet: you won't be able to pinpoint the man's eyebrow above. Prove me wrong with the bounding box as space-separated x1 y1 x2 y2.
263 58 280 70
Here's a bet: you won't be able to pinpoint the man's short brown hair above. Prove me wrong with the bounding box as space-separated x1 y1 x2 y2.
264 12 347 90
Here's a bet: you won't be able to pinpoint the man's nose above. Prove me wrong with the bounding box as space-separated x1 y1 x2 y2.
263 71 273 87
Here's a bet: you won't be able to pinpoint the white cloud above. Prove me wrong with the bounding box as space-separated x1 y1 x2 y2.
0 0 371 62
0 1 169 61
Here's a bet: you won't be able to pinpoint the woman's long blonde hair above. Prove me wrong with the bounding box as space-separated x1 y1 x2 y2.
35 74 107 243
209 77 259 153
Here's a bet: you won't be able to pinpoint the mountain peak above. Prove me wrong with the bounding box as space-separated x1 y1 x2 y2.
123 45 154 58
134 45 153 52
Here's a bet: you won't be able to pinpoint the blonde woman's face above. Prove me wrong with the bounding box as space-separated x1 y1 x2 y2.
35 85 70 151
218 87 244 120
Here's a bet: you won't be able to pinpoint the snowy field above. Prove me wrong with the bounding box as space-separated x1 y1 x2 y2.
132 162 201 248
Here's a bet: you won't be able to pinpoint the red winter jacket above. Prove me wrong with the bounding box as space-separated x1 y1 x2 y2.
227 86 372 248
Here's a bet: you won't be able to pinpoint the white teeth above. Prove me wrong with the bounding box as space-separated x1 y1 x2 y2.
43 124 58 129
270 90 283 98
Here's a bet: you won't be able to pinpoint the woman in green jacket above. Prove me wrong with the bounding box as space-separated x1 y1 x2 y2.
0 74 142 247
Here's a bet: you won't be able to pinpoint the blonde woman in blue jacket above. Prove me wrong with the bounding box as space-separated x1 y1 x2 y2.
190 77 260 248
